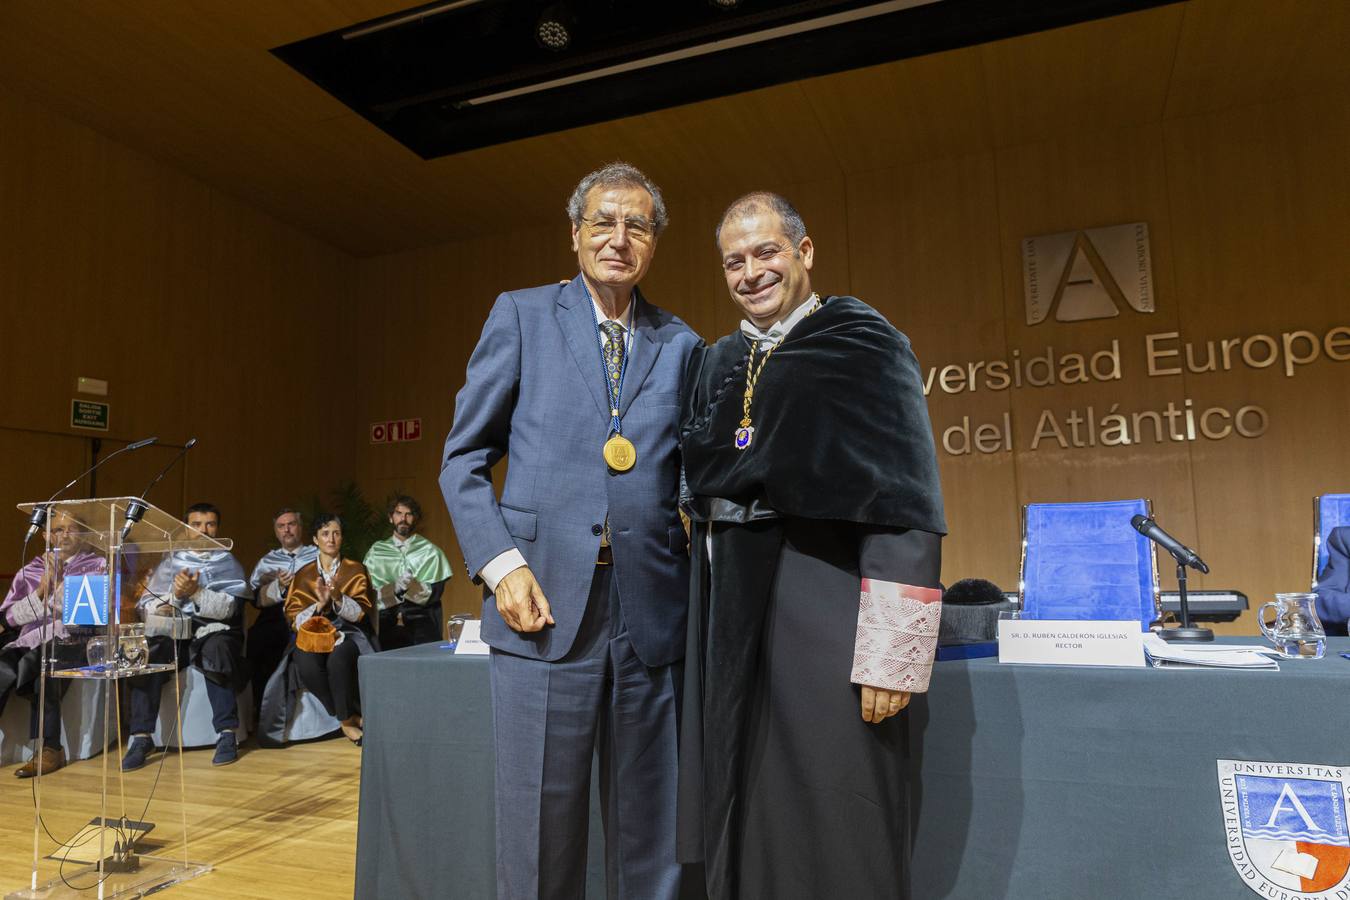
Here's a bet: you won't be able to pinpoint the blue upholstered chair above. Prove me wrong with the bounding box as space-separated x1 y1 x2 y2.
1312 493 1350 588
150 668 252 748
1019 499 1160 630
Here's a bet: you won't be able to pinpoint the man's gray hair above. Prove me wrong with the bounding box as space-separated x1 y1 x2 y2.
566 162 669 234
714 191 808 250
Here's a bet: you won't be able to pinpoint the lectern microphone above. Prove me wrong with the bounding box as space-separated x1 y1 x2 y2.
1130 514 1209 574
24 436 158 543
121 437 198 541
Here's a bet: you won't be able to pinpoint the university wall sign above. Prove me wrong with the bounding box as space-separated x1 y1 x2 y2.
920 222 1350 457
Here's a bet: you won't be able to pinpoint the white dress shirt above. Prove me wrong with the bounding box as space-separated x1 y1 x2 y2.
738 293 821 351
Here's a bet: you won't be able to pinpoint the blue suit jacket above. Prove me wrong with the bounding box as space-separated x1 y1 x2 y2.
1315 525 1350 636
441 275 700 666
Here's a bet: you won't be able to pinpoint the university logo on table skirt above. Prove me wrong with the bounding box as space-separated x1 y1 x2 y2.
1218 759 1350 898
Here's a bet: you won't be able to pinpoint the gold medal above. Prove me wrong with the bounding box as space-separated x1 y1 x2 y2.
603 434 637 471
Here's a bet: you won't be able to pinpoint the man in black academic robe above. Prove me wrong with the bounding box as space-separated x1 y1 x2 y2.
677 192 947 900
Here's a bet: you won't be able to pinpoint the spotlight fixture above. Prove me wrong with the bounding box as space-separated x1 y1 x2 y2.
535 3 574 51
709 0 740 8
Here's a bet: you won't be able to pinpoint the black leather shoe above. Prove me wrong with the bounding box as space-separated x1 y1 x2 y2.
121 736 154 772
212 731 238 767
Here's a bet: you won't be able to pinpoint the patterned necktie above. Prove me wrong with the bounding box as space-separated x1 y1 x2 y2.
600 320 627 416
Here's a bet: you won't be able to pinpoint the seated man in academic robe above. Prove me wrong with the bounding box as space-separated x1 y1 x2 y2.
1 512 106 777
122 502 250 770
248 507 317 716
362 495 452 650
677 192 946 900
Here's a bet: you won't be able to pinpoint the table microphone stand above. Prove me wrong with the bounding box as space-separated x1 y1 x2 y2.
1158 557 1214 642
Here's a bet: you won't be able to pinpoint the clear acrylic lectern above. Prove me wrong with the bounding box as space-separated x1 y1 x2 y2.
6 497 228 899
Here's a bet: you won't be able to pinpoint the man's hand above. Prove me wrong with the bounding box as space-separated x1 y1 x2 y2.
172 569 199 600
494 567 554 633
36 552 58 599
277 569 295 588
860 685 911 724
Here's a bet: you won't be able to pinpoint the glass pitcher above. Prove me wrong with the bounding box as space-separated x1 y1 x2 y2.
1257 593 1326 660
116 622 151 671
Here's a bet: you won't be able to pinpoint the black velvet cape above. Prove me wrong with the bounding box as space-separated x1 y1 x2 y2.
680 295 946 534
677 295 946 898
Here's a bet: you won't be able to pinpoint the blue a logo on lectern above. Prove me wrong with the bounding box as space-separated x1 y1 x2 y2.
63 575 109 626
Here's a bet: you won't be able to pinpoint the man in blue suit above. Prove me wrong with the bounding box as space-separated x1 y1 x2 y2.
1315 525 1350 636
441 162 699 899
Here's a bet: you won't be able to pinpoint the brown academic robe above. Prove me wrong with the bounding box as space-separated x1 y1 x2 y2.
285 557 373 629
257 558 376 745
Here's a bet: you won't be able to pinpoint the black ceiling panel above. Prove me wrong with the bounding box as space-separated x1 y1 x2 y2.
274 0 1182 159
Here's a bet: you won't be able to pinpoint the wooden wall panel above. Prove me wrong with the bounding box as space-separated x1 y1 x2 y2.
980 5 1183 148
1164 94 1350 627
802 46 992 175
0 83 356 573
847 154 1017 590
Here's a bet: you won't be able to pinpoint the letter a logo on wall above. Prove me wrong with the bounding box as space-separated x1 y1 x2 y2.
1022 222 1154 326
1217 759 1350 897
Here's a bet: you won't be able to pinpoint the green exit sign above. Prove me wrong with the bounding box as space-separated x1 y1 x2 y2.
71 399 110 431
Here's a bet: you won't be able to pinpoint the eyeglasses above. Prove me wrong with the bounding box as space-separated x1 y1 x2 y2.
581 214 656 242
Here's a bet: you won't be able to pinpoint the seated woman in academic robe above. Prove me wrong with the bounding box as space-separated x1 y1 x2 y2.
282 513 373 744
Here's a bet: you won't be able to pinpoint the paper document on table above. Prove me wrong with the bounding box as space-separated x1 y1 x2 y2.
1142 635 1279 670
453 619 490 655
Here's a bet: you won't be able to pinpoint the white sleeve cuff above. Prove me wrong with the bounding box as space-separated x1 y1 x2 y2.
479 549 527 593
7 592 45 627
294 603 319 629
850 579 942 694
257 579 283 607
193 587 238 620
336 595 363 622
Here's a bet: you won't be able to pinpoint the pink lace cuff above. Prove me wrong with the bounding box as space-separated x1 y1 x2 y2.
850 579 942 693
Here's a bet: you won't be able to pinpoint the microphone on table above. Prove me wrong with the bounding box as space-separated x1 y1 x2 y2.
24 436 159 543
121 437 197 541
1132 514 1213 643
1130 514 1209 574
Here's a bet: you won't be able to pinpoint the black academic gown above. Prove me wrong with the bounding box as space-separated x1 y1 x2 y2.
677 296 947 900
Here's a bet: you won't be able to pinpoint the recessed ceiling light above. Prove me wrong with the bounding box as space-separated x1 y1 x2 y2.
536 4 573 51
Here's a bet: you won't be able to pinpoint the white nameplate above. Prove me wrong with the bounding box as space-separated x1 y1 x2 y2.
998 619 1144 667
453 619 491 655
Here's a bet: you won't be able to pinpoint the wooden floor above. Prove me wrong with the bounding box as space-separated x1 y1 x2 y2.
0 737 360 899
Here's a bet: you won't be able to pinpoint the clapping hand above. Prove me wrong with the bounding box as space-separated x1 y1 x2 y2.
36 552 59 600
172 569 199 600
